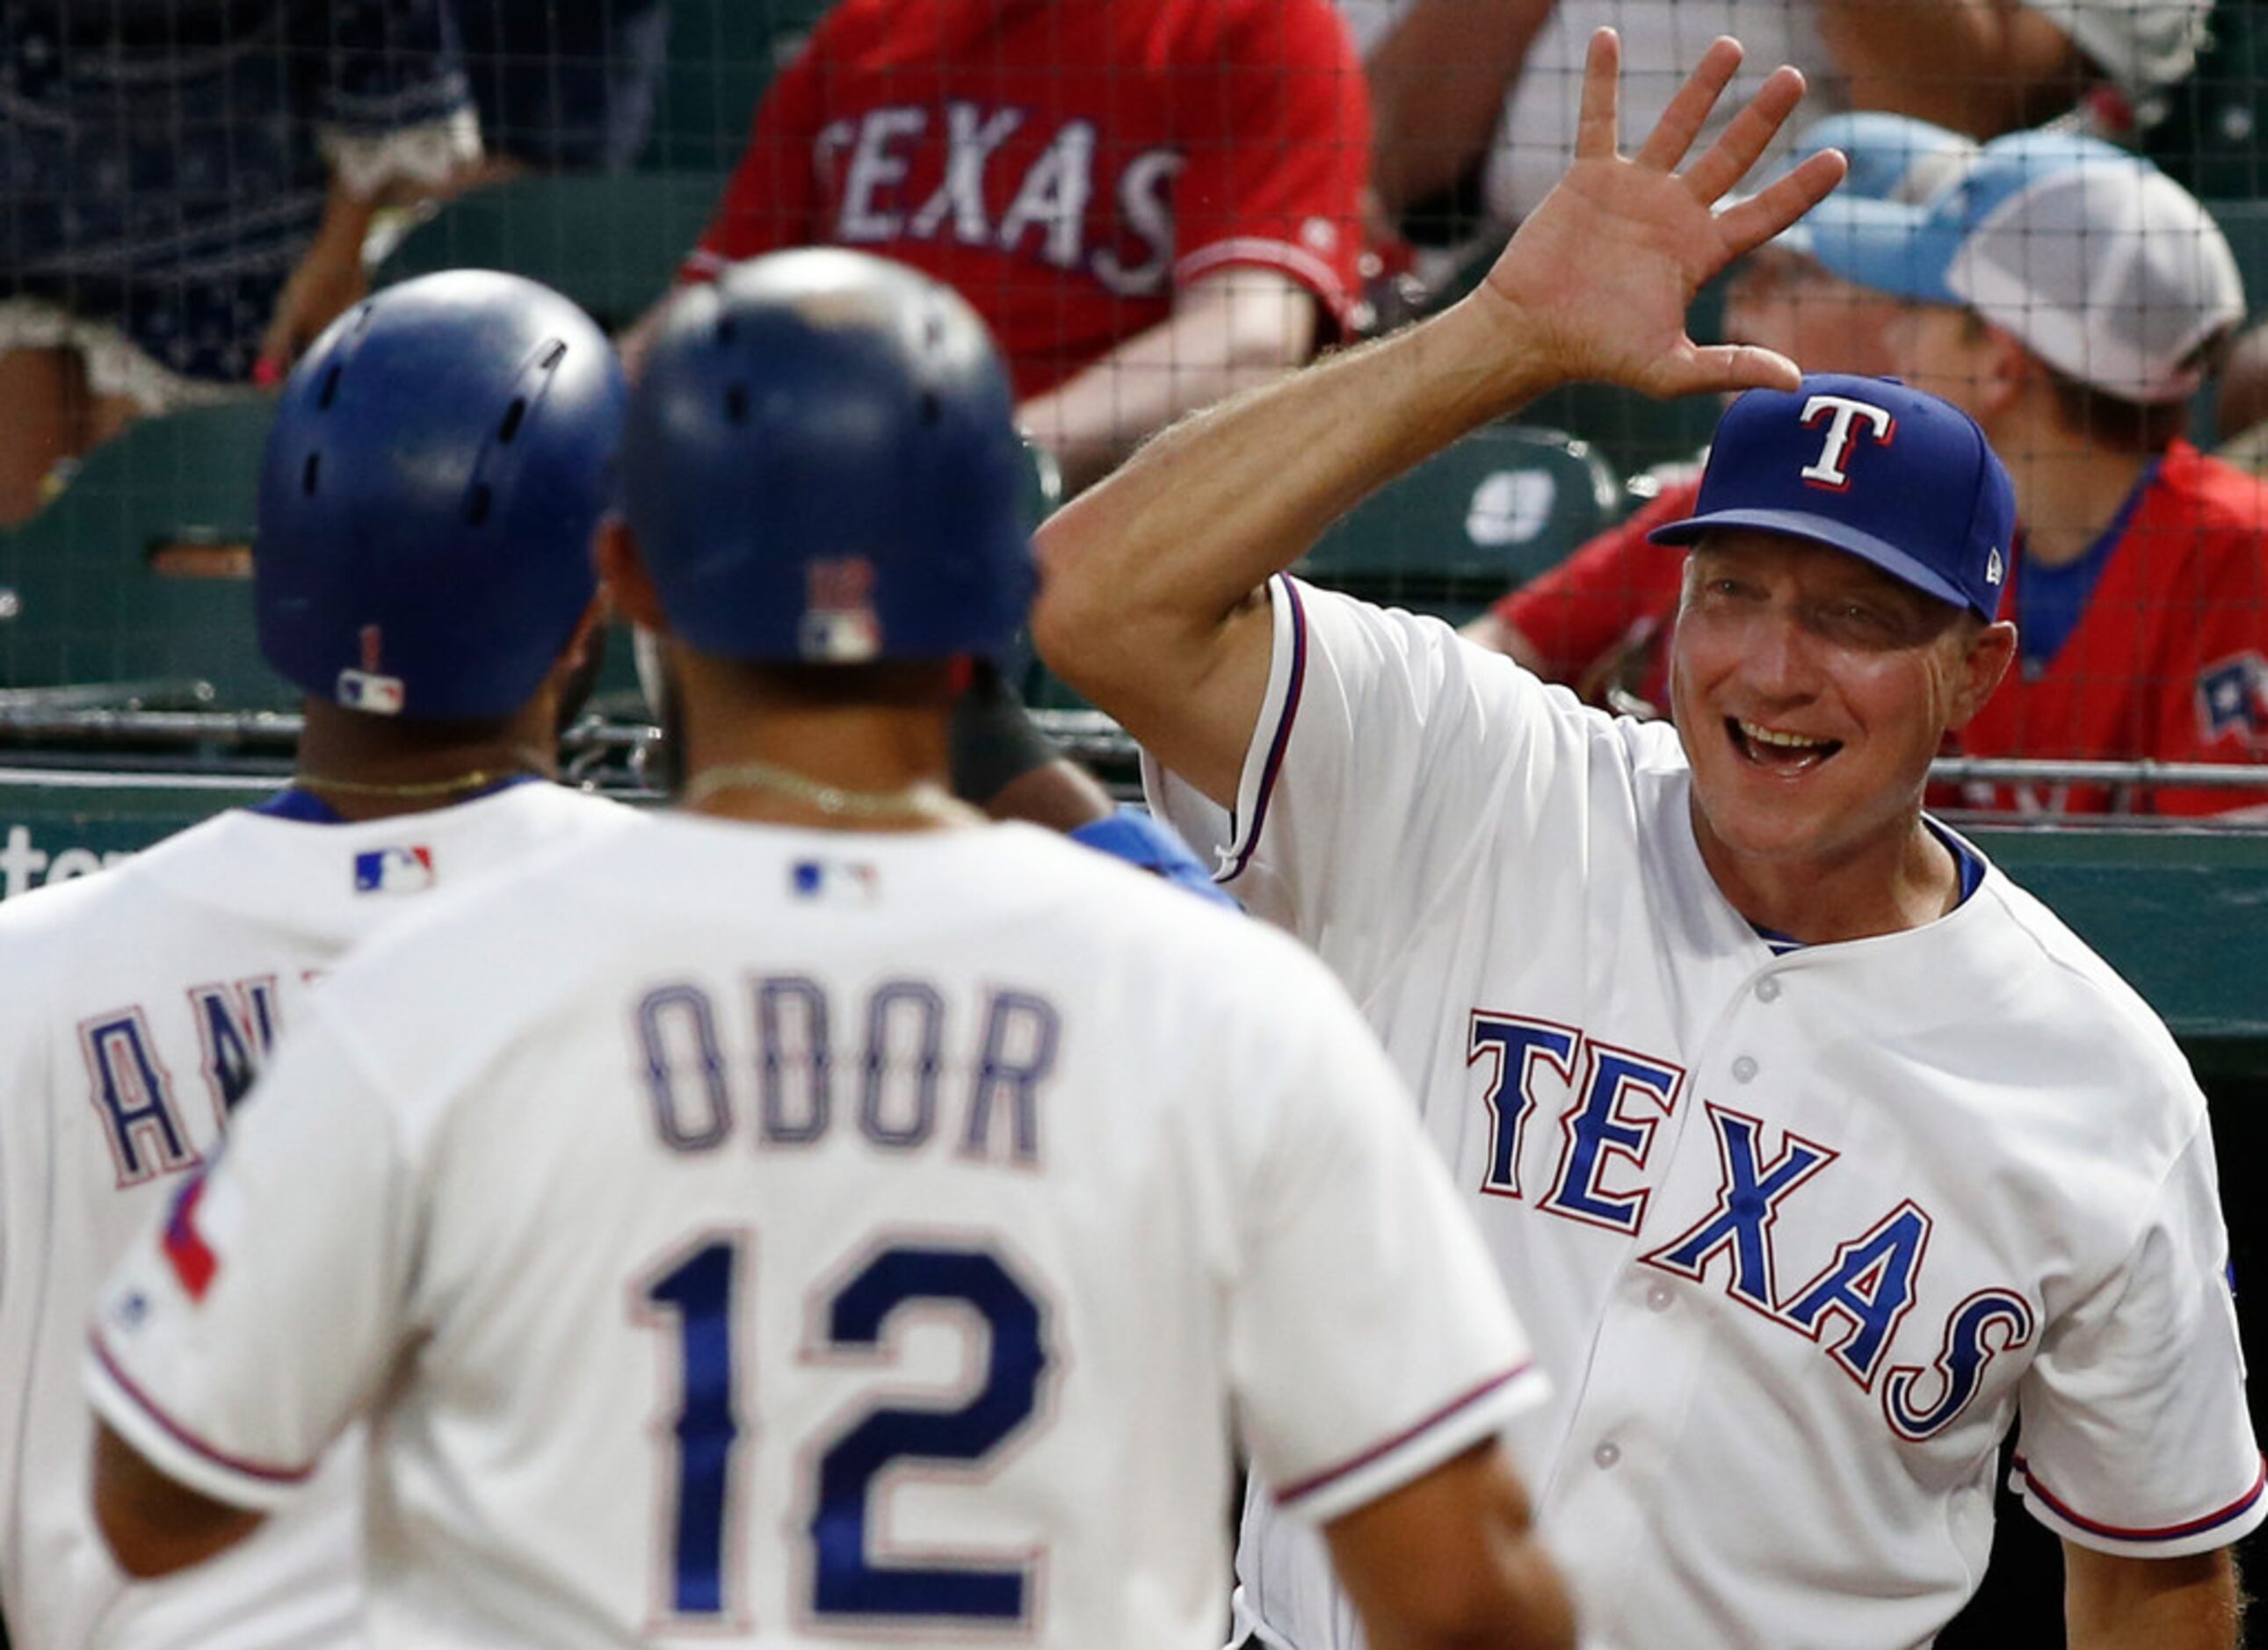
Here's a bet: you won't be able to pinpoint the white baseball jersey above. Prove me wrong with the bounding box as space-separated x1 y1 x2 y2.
0 781 638 1650
83 813 1547 1649
1145 578 2265 1650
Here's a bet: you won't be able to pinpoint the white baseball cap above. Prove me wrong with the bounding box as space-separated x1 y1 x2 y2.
1800 132 2244 404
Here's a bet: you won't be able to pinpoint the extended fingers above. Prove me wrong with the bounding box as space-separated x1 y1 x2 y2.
1714 148 1849 261
1682 63 1812 204
1634 37 1744 173
1574 28 1623 162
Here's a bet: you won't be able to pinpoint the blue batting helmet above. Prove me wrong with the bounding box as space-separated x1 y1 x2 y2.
619 249 1034 664
256 270 626 720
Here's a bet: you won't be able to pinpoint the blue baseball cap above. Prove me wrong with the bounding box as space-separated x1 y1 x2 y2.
1797 131 2243 403
1649 374 2016 620
1765 112 1980 257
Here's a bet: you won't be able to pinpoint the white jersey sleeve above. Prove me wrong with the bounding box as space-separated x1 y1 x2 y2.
2011 1119 2266 1557
1225 938 1550 1523
86 1003 410 1512
1144 575 1668 990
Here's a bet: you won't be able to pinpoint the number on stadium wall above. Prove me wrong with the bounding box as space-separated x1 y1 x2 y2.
637 1237 1052 1627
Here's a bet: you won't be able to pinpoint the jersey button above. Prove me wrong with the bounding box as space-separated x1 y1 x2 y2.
1732 1055 1758 1082
1646 1284 1675 1313
1593 1441 1622 1469
1756 977 1783 1003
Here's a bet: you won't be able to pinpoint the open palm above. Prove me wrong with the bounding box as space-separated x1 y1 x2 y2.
1482 31 1848 401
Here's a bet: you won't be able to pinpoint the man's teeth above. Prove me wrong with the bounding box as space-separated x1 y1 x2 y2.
1739 720 1830 750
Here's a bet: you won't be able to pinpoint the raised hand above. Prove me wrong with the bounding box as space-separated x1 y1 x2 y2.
1477 30 1847 400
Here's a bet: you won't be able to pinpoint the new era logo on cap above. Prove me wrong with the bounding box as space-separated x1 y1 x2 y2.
1649 374 2018 620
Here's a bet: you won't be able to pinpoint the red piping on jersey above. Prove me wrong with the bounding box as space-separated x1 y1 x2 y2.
1225 575 1308 884
1276 1361 1537 1508
2014 1451 2268 1542
89 1330 316 1488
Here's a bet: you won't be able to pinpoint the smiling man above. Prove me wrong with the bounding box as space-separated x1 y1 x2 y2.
1034 30 2261 1650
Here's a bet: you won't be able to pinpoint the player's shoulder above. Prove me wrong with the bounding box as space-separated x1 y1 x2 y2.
0 805 242 955
1171 0 1357 61
2149 440 2268 541
1967 860 2199 1102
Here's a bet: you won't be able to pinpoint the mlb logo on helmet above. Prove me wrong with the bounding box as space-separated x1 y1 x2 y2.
353 844 436 894
798 556 883 662
336 624 407 715
1648 373 2017 620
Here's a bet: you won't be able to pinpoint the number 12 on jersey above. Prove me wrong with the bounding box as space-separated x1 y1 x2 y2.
636 1234 1053 1629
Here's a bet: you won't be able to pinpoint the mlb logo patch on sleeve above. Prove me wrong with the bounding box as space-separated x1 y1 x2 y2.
354 845 436 894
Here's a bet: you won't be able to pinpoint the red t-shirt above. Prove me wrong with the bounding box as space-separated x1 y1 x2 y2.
683 0 1368 399
1948 441 2268 816
1493 475 1697 712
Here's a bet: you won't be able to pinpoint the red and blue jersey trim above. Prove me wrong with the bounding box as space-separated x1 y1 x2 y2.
1275 1361 1536 1509
2014 1451 2268 1544
90 1330 316 1489
1223 575 1309 884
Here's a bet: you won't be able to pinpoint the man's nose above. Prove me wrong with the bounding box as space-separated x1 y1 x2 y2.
1740 605 1818 700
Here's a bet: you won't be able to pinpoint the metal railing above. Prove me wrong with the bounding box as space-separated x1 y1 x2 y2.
0 700 2264 824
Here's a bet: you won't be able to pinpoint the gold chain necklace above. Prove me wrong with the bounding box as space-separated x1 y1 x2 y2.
292 768 533 800
682 759 972 823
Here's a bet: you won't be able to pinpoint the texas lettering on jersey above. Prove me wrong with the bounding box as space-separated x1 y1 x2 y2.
814 104 1180 298
1469 1009 2027 1441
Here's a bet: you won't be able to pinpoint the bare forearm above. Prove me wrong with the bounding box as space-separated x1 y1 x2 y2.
2065 1543 2241 1650
1328 1442 1577 1650
1040 291 1547 648
1368 0 1559 213
1813 0 2084 136
1018 273 1320 496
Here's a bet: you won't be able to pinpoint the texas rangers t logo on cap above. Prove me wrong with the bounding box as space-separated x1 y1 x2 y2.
1799 394 1896 490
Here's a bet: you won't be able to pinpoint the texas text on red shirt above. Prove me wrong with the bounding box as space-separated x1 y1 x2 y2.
682 0 1368 398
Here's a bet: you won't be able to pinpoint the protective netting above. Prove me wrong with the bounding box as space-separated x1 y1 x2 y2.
3 0 2266 833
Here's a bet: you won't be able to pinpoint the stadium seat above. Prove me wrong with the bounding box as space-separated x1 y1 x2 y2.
641 0 832 170
1293 422 1625 625
0 401 280 711
376 171 728 330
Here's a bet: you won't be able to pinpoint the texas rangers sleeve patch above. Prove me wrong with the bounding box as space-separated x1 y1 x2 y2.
2196 654 2268 749
162 1174 219 1303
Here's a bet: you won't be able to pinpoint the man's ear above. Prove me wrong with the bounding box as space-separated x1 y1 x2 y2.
593 515 670 635
1947 619 2018 730
1980 323 2040 419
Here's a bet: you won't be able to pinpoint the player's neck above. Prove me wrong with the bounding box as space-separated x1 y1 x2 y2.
676 691 975 835
1693 805 1958 946
1994 406 2152 569
290 699 557 822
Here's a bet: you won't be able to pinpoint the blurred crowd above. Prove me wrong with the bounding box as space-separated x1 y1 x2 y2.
4 0 2266 813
